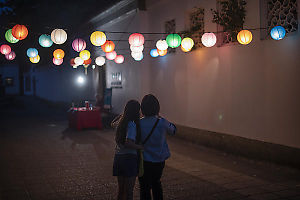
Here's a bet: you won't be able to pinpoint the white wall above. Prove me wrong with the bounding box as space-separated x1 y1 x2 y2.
0 64 19 95
95 0 300 148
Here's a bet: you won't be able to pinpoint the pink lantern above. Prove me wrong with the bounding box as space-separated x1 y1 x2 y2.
128 33 144 46
106 51 117 60
53 57 63 65
5 51 16 60
0 44 11 55
115 55 124 64
72 38 86 52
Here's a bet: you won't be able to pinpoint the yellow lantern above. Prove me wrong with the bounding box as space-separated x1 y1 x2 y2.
181 37 194 51
90 31 106 46
237 30 252 45
181 46 191 52
30 55 40 63
79 50 91 61
157 49 167 56
53 49 65 59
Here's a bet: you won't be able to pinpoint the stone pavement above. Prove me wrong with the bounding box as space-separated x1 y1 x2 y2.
0 97 300 200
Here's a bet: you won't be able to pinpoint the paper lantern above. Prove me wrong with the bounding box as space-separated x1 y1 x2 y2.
5 29 19 43
79 50 91 61
95 56 105 66
157 49 167 56
181 37 194 50
181 46 191 52
0 44 11 55
73 65 78 69
131 51 143 59
74 57 84 65
5 51 16 60
27 48 38 58
90 31 106 46
51 29 67 44
237 30 252 45
72 38 86 52
166 34 181 48
12 24 28 40
53 49 65 59
130 45 144 52
39 34 53 47
53 58 63 65
70 58 75 66
115 55 124 64
270 26 286 40
201 33 217 47
150 49 159 57
84 58 92 65
128 33 144 46
30 55 40 63
156 40 168 50
92 65 96 69
106 51 117 60
134 54 143 61
101 41 115 53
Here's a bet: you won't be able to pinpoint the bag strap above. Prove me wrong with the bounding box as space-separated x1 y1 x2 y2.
142 118 160 145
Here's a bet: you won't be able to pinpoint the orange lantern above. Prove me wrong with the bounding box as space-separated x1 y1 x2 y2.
53 49 65 59
101 40 115 53
237 30 252 45
12 24 28 40
157 49 167 56
84 58 92 65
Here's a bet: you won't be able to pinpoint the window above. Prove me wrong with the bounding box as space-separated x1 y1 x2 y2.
5 77 14 86
260 0 298 39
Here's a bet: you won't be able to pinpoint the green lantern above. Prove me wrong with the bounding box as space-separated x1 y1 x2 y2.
166 34 181 48
5 29 19 44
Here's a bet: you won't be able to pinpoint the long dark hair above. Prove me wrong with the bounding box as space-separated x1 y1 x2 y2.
115 100 141 145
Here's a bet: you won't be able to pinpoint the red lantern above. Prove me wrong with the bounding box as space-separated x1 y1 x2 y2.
114 55 124 64
70 58 75 66
101 40 115 53
53 58 63 65
129 33 144 46
0 44 11 55
157 49 167 56
12 24 28 40
84 58 92 65
106 51 117 60
72 38 86 52
5 51 16 60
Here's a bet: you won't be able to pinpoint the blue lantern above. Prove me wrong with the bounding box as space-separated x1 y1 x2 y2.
270 26 286 40
27 48 38 58
39 34 53 47
150 49 159 57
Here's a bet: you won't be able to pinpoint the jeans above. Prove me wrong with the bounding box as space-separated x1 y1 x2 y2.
138 161 165 200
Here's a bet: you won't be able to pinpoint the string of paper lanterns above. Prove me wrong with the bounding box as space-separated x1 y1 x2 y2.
129 33 145 61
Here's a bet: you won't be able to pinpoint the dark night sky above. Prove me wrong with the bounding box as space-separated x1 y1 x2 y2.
0 0 120 68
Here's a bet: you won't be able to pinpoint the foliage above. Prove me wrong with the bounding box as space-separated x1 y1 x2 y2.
211 0 247 39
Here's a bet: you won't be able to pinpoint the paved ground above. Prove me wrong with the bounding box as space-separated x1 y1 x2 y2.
0 96 300 200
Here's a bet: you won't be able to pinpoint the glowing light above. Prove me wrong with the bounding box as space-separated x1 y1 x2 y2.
70 58 75 66
95 56 105 66
5 51 16 60
12 24 28 40
181 37 194 51
166 34 181 48
74 57 84 65
201 33 217 47
115 55 124 64
150 49 159 57
39 34 53 47
51 29 67 44
72 38 86 52
53 49 65 59
0 44 11 55
106 51 117 60
237 30 252 45
130 45 144 52
84 58 92 65
131 51 143 59
79 50 91 61
270 26 286 40
30 55 40 63
92 65 96 69
27 48 38 58
134 54 143 61
129 33 144 46
90 31 106 46
5 29 19 43
156 40 168 50
157 49 167 56
77 76 85 84
101 40 115 53
53 58 63 65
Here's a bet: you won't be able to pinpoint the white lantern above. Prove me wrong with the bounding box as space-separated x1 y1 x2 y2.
95 56 105 66
201 33 217 47
156 40 168 50
51 29 67 44
130 45 144 52
134 54 143 61
74 57 84 65
131 51 143 59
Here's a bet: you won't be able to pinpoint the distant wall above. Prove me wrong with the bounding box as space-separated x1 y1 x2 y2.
0 64 19 95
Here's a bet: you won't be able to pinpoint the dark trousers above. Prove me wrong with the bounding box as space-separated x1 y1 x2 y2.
138 161 165 200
